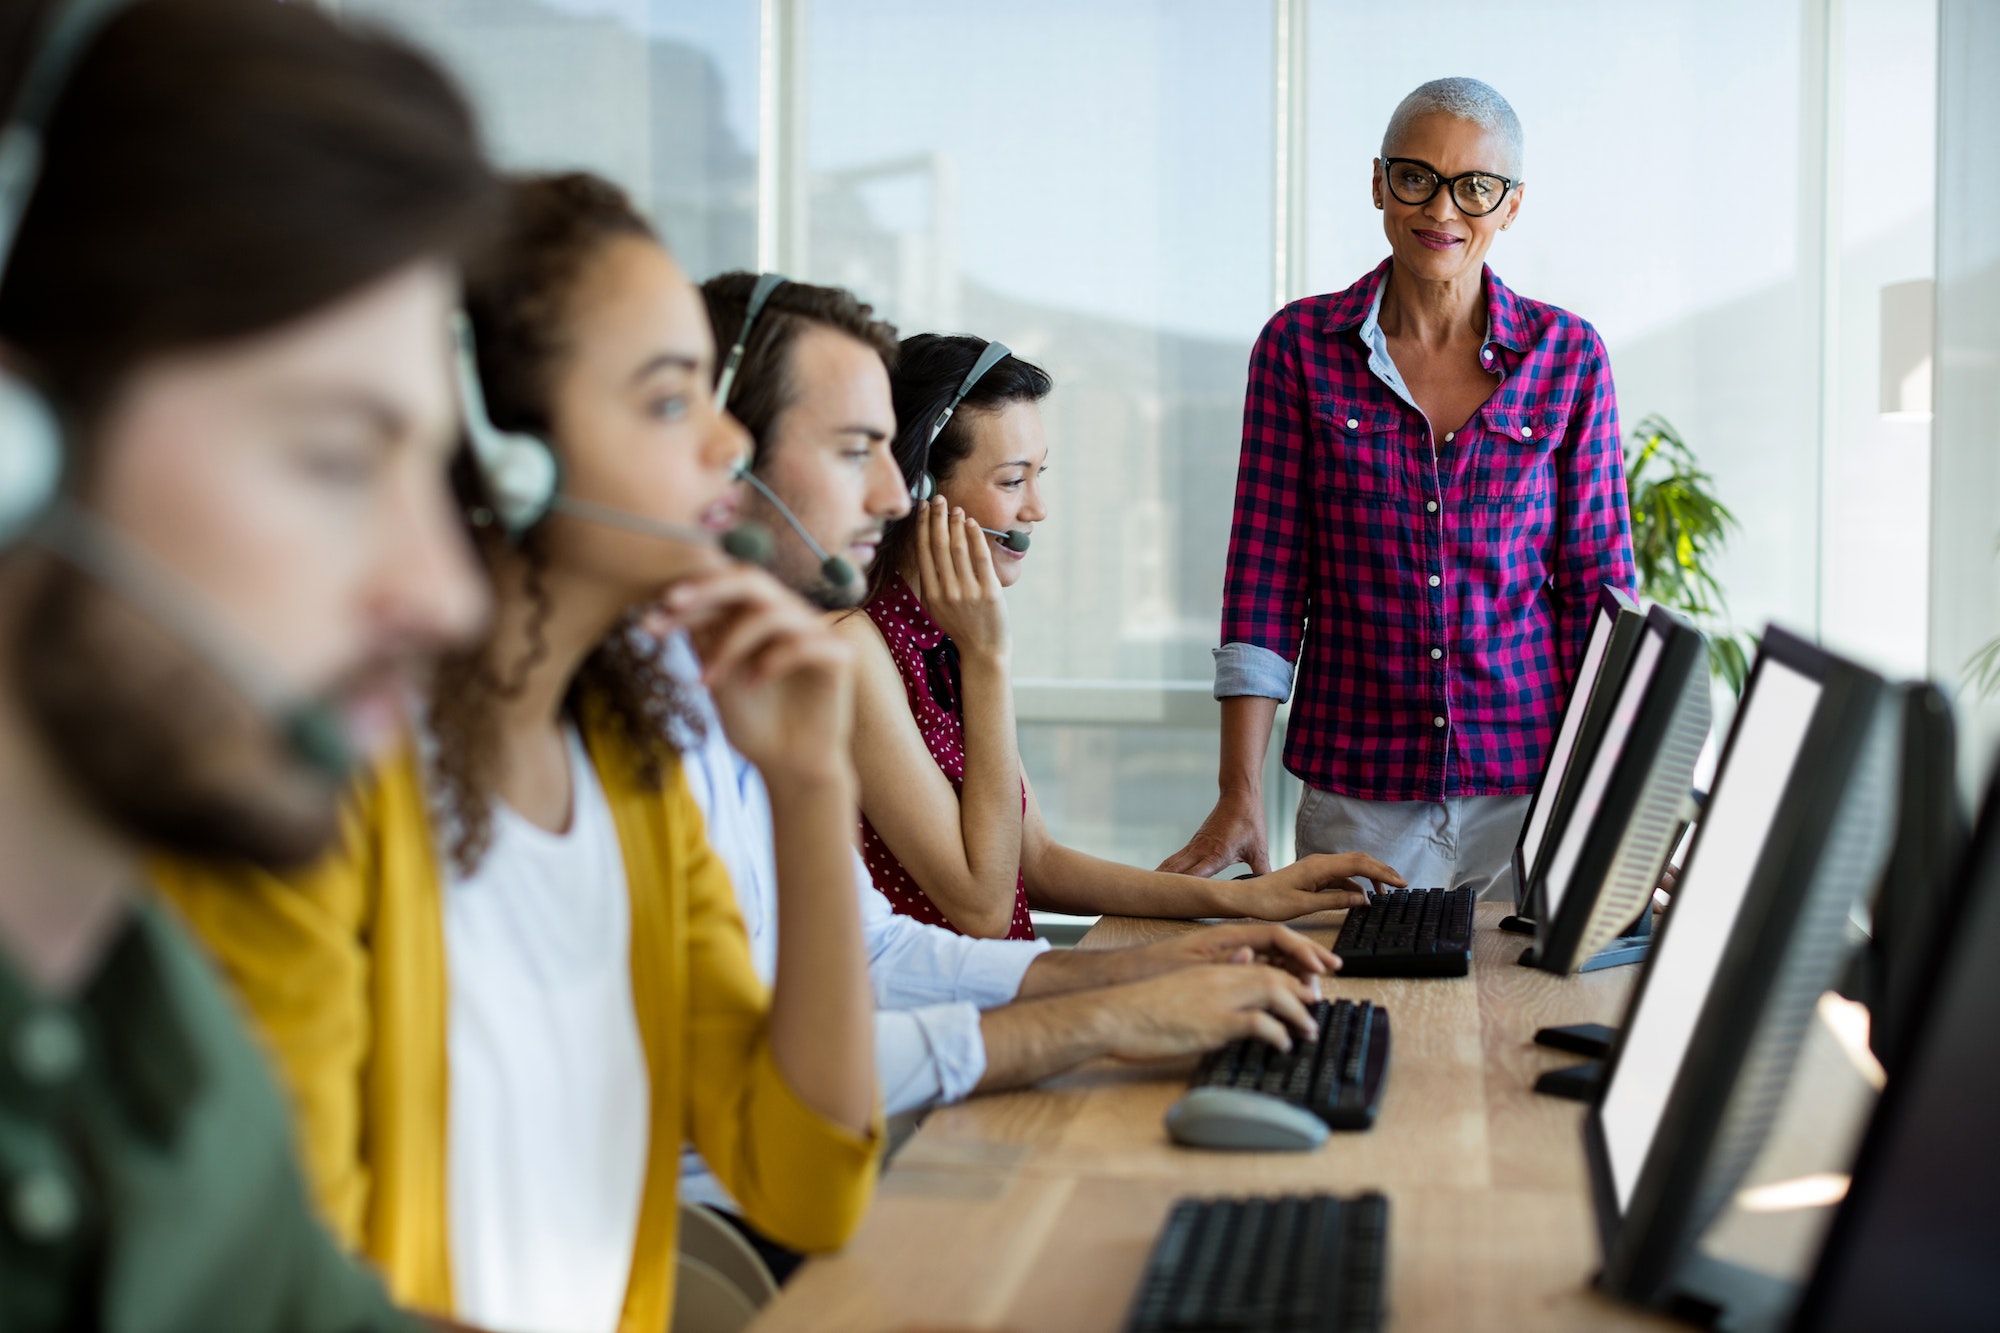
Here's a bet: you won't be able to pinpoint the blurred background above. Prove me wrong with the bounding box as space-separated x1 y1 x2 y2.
324 0 1999 892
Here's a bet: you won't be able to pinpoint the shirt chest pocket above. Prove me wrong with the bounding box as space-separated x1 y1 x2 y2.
1471 406 1567 507
1312 402 1410 498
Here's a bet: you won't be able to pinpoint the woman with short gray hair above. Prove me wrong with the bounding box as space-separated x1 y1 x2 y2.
1167 77 1637 903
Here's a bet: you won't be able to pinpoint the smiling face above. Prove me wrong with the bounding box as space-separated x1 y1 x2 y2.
539 235 750 604
933 400 1049 589
749 323 908 608
1372 111 1524 284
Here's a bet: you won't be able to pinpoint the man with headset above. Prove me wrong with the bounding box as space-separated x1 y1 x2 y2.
0 1 496 1327
670 272 1340 1278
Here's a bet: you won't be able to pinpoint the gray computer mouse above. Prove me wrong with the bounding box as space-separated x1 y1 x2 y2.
1164 1086 1331 1152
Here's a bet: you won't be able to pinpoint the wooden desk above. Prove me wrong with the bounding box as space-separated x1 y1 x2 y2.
751 904 1688 1332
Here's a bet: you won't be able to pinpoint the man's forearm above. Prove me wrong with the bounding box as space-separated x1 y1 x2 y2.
1014 945 1151 1000
972 992 1116 1092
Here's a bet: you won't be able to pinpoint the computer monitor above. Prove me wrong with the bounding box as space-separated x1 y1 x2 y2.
1788 745 2000 1333
1507 585 1646 927
1582 628 1896 1320
1848 683 1967 1076
1526 605 1711 974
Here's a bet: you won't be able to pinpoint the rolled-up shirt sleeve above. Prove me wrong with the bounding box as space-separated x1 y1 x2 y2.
876 1003 989 1116
1212 642 1296 702
858 853 1044 1011
1218 310 1315 685
1555 330 1638 669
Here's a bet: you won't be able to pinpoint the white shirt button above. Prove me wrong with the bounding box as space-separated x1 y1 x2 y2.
1430 648 1443 660
11 1171 77 1243
1444 431 1455 442
13 1012 82 1087
1522 426 1534 438
1428 575 1441 587
1346 418 1359 429
1426 500 1438 513
1482 348 1493 360
1433 716 1446 728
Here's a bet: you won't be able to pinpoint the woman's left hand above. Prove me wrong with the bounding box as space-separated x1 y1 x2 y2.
660 566 855 785
1233 853 1408 920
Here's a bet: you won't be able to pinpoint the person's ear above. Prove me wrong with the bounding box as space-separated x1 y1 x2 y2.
1370 158 1385 211
1500 183 1526 231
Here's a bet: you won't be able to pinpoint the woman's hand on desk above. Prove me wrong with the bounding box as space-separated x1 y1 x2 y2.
1231 854 1407 921
912 498 1010 663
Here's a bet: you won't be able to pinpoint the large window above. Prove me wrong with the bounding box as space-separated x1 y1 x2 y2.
794 0 1277 870
332 0 761 280
329 0 1946 871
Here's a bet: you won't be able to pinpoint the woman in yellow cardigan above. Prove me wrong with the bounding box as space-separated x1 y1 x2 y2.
154 172 879 1333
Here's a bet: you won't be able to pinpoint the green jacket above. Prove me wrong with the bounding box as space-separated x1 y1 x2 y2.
0 894 413 1333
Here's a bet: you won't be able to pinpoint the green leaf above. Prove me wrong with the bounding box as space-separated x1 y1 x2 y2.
1967 636 2000 701
1625 413 1751 694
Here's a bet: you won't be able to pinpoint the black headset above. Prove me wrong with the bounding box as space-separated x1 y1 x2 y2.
915 339 1031 554
0 0 131 547
453 307 771 563
715 272 864 590
0 0 358 776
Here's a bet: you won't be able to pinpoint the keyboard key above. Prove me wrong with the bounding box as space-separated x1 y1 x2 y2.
1124 1192 1390 1332
1334 887 1474 977
1190 998 1390 1132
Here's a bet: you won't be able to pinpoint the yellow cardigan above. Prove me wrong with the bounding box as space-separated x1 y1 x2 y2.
152 717 879 1332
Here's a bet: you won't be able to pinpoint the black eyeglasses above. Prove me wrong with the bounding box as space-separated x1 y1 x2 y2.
1380 157 1522 217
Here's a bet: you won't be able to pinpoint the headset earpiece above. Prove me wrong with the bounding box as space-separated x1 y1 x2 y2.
450 311 559 538
0 0 147 550
0 368 64 545
914 471 936 504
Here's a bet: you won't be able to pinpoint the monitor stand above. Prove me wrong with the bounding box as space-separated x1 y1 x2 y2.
1650 1250 1797 1333
1514 900 1655 972
1528 910 1656 1100
1497 913 1537 936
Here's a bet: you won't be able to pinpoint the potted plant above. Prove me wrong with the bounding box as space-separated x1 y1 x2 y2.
1624 413 1755 693
1968 535 2000 700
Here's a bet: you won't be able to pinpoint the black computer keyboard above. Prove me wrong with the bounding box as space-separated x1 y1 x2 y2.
1124 1192 1389 1333
1333 886 1474 977
1191 998 1390 1130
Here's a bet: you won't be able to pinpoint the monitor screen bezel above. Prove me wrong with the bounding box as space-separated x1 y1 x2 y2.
1537 605 1707 972
1787 745 2000 1331
1581 625 1884 1304
1513 584 1643 916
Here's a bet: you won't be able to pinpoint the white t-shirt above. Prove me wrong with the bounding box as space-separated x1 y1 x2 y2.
443 726 648 1333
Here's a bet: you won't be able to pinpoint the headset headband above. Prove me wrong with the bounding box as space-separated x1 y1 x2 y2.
714 271 788 409
0 0 137 272
927 339 1013 446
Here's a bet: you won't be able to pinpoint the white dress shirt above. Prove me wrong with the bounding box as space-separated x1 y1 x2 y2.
661 633 1046 1213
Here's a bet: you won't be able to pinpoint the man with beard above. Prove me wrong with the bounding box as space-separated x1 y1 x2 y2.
673 273 1338 1278
0 1 495 1327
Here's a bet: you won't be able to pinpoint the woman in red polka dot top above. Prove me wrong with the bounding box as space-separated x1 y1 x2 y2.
833 335 1406 939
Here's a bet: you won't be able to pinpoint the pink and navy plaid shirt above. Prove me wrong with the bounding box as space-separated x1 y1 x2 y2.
1217 259 1636 801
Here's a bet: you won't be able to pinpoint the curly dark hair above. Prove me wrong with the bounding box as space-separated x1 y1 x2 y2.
431 171 705 875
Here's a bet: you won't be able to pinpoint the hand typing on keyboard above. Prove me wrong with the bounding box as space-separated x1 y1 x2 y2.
1091 964 1323 1060
1217 853 1409 921
1096 923 1342 990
